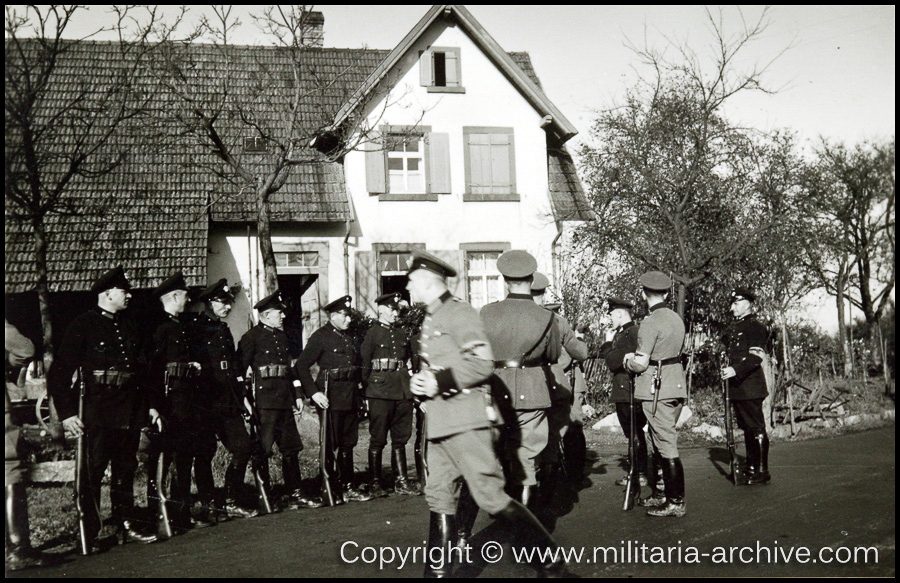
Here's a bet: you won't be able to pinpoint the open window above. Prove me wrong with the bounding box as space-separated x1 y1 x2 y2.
420 47 464 93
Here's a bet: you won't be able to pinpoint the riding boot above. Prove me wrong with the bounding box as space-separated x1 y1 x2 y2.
537 463 558 503
424 512 456 578
6 484 59 570
647 457 686 517
639 452 666 507
497 500 569 577
742 432 758 481
391 447 416 495
747 432 771 485
223 460 258 518
455 484 480 552
521 484 539 509
368 448 387 498
341 449 373 502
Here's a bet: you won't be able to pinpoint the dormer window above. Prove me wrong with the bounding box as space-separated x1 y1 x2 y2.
244 136 268 153
420 47 464 93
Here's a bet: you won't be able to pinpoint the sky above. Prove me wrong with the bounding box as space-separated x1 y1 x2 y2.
8 5 896 331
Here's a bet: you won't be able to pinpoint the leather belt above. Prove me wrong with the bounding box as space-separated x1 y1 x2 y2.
493 359 546 369
650 356 682 367
90 370 134 389
323 366 361 382
258 364 290 379
166 362 197 379
371 358 406 372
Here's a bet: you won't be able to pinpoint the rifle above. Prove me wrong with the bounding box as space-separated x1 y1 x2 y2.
74 369 91 556
243 374 273 514
651 361 662 417
319 370 336 506
720 351 740 485
622 374 638 511
153 418 174 539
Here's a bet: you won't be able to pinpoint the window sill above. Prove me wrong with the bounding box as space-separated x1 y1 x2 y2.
426 86 466 94
379 192 439 202
463 193 521 202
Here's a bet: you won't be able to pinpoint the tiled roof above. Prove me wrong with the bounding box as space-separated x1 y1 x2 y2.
5 38 587 294
548 144 595 222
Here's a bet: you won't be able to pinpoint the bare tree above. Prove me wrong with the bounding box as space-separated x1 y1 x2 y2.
576 7 794 318
148 5 420 295
5 5 159 366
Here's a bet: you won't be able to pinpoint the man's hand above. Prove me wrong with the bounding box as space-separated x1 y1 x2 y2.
582 404 596 419
149 408 161 429
312 391 329 409
62 415 84 439
294 398 304 416
604 328 616 342
623 352 635 366
721 366 736 380
410 370 438 399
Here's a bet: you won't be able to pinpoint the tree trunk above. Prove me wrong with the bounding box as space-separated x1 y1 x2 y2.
32 217 55 371
835 259 853 378
676 281 686 319
256 186 279 295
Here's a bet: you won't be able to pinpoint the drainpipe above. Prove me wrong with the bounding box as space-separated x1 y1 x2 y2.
551 221 563 290
344 219 352 295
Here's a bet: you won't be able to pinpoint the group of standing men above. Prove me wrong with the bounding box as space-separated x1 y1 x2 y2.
11 250 771 574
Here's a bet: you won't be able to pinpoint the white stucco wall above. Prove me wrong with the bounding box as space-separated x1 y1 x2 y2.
344 21 562 277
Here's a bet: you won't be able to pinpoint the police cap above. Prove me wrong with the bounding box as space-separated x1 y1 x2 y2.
407 250 457 278
90 265 131 295
254 291 286 313
199 278 235 303
375 292 402 307
545 303 562 313
531 272 551 292
497 250 537 279
324 295 352 314
731 287 756 303
638 271 671 292
607 297 634 313
153 272 188 298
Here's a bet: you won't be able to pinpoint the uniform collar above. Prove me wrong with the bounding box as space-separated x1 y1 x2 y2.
94 306 116 320
426 291 453 314
620 320 636 332
506 293 534 301
649 302 668 313
328 322 349 336
259 323 281 333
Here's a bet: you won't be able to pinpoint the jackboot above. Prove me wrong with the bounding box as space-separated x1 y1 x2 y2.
741 432 758 482
498 500 569 577
6 484 60 570
521 484 539 509
391 447 416 495
283 455 324 508
537 463 559 503
455 484 480 552
638 453 666 507
341 448 373 502
647 457 685 517
746 432 771 485
424 512 456 578
368 448 388 498
223 461 258 518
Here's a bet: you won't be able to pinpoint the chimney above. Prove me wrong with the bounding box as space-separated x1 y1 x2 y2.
301 11 324 48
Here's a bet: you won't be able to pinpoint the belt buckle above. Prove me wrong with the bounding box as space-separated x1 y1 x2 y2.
220 361 229 370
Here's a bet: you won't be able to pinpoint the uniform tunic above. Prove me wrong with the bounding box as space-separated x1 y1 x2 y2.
361 322 413 450
722 314 770 401
541 313 588 465
150 314 198 433
419 292 510 515
189 311 244 411
295 323 362 412
598 321 639 403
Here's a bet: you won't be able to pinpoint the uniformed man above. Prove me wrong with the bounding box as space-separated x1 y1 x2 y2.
47 266 159 551
407 250 566 578
188 279 257 518
295 295 372 503
624 271 687 517
237 291 321 510
6 321 59 569
361 292 415 497
480 252 561 506
530 273 588 496
147 272 215 529
598 297 651 496
721 287 772 485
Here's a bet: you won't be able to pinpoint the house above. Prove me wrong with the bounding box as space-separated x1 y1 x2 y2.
5 5 592 349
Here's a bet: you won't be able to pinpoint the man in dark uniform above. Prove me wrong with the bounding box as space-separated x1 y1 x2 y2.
147 272 215 529
361 292 415 497
407 250 566 578
598 297 651 497
624 271 687 518
237 291 321 510
295 296 372 503
47 266 159 551
721 287 772 485
188 279 257 518
480 251 560 506
530 273 588 495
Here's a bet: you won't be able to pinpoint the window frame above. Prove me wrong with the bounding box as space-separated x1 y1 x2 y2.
462 127 519 202
461 243 511 310
421 47 465 94
378 125 438 202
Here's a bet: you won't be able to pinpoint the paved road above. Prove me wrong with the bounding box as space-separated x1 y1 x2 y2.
12 427 894 577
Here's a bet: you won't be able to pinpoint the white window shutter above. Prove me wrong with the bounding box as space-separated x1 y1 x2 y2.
365 129 386 195
428 132 451 194
420 50 433 86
